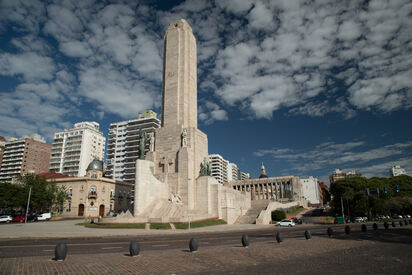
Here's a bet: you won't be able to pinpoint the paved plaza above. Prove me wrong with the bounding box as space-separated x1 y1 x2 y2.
1 227 412 274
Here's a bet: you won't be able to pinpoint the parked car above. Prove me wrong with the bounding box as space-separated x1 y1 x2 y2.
292 217 302 224
26 214 38 222
393 214 403 219
0 215 12 223
12 216 26 223
276 219 295 227
405 214 411 218
36 213 51 221
353 217 363 223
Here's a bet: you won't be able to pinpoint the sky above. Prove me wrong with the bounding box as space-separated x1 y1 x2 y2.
0 0 411 184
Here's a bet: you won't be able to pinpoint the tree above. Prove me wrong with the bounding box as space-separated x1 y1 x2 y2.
329 175 412 218
15 174 68 213
271 210 286 221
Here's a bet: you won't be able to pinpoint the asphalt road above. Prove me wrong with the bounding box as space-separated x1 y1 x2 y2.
0 223 408 259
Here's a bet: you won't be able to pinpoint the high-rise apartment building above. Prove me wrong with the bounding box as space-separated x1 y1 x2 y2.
390 165 406 177
49 122 105 177
227 162 240 181
0 134 51 182
209 154 228 185
106 110 161 185
0 136 6 169
209 154 249 184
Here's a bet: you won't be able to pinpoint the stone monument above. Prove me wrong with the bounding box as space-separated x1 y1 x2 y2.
114 19 250 224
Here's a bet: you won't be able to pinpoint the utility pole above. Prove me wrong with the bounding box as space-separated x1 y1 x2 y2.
24 186 32 224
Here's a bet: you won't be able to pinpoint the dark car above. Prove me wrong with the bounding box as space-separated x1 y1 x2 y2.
12 216 26 223
292 217 303 224
26 214 38 222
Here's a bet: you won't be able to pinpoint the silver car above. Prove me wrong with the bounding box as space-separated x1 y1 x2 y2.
276 219 296 227
0 215 12 223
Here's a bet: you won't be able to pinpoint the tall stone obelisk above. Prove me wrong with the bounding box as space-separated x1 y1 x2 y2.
147 19 208 210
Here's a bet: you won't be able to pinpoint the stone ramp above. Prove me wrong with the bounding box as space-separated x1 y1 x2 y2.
235 200 270 224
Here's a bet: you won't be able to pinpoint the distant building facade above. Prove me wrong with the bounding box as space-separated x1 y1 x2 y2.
49 159 133 217
300 176 321 206
390 165 406 177
106 111 161 185
0 134 51 183
329 169 361 185
208 154 249 184
49 122 105 177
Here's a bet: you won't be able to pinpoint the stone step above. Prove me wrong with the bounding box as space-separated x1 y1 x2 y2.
235 200 271 224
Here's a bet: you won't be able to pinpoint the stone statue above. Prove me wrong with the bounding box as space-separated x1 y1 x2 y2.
149 133 155 151
139 129 147 160
200 157 211 176
181 128 187 147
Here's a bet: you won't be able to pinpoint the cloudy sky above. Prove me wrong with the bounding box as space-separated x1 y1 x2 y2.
1 0 411 183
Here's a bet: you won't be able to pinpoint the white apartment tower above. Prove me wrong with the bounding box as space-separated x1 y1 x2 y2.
209 154 229 185
106 110 161 185
49 122 105 177
227 162 240 181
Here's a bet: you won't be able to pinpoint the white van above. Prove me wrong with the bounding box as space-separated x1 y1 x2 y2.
37 213 51 221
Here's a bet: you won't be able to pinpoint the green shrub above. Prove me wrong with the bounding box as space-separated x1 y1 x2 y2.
271 210 286 221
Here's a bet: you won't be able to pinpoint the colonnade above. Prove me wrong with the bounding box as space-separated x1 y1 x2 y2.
232 180 294 201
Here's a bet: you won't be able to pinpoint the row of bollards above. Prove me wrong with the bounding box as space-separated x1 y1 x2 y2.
53 220 412 261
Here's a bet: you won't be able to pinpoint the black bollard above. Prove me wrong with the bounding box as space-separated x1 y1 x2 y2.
327 227 333 237
54 243 67 261
384 222 389 229
392 221 396 227
410 219 412 225
345 225 351 234
361 224 367 232
189 238 198 252
304 230 311 240
129 240 140 257
276 232 283 243
373 223 378 230
399 220 403 227
241 234 249 247
404 220 408 226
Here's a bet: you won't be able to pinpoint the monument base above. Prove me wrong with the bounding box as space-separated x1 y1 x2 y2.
109 160 251 224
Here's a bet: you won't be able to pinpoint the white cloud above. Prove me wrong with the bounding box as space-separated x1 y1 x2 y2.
59 40 92 57
0 52 56 81
199 101 228 125
255 140 412 179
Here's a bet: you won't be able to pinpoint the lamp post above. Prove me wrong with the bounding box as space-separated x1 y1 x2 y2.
24 186 32 224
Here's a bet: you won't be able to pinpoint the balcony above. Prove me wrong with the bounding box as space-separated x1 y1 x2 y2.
88 191 97 199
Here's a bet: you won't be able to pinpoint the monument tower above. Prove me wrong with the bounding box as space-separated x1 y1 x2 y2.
146 19 208 209
123 19 250 224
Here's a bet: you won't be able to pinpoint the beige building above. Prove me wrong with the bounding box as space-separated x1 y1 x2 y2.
52 159 133 217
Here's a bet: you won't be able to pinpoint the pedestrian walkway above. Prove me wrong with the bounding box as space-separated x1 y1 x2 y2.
0 219 276 239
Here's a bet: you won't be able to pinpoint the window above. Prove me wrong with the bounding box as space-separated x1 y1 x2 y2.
66 201 71 212
92 172 97 178
68 187 72 196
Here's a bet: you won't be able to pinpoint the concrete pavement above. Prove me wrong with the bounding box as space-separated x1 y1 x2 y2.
1 227 411 274
0 219 278 239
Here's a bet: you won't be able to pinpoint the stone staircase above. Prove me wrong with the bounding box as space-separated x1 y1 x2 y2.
235 200 271 224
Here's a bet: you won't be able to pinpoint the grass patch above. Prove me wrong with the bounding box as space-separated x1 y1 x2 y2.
150 223 172 230
174 219 227 229
287 205 305 215
76 222 145 229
